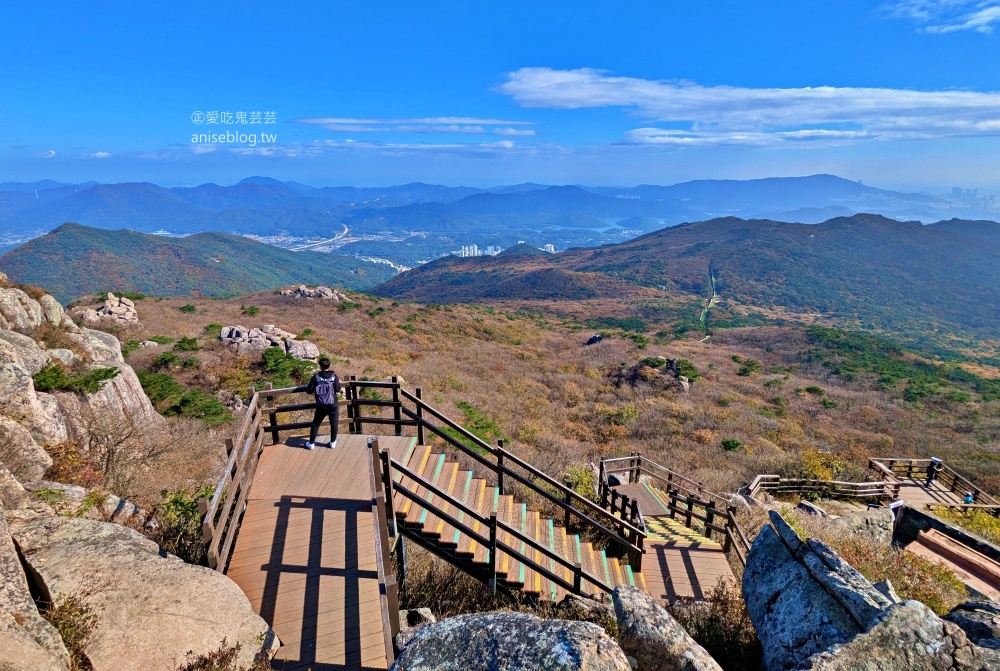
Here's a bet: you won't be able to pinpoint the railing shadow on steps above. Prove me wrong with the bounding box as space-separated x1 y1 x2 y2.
371 440 616 599
199 377 647 591
600 454 751 567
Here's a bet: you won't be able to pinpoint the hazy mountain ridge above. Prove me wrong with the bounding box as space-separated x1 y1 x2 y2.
0 222 396 303
0 174 989 241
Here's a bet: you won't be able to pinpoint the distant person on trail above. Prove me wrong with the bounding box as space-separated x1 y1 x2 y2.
305 357 341 450
965 491 975 505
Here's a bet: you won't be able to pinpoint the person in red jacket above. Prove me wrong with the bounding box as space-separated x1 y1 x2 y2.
305 357 342 450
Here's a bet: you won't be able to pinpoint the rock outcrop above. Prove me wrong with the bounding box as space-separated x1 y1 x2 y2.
396 608 437 649
7 512 276 671
0 506 70 671
22 480 146 523
391 611 630 671
52 362 163 442
795 600 983 671
72 293 140 328
280 285 348 301
613 585 722 671
946 601 1000 644
824 506 895 545
0 415 53 483
220 324 319 360
0 282 156 459
745 511 996 671
743 512 873 670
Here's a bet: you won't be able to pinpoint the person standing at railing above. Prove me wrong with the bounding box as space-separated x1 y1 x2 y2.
305 357 342 450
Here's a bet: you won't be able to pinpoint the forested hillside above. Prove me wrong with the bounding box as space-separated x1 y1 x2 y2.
376 214 1000 338
0 223 395 303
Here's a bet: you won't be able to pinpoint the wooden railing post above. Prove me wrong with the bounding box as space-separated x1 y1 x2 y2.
705 500 716 541
391 376 402 436
685 495 695 529
610 490 619 518
346 377 356 433
224 438 234 455
600 485 610 509
564 478 573 529
263 382 279 445
385 574 400 644
198 496 213 543
723 509 734 555
669 488 678 520
574 562 583 594
351 376 363 434
488 513 498 595
415 388 425 445
380 448 396 526
497 440 505 496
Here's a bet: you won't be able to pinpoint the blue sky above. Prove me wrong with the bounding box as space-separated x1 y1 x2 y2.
3 1 1000 190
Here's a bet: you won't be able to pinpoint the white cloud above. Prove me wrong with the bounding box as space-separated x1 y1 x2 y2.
494 127 537 136
301 138 560 159
32 150 56 159
87 151 111 159
292 116 534 135
885 1 1000 33
499 67 1000 145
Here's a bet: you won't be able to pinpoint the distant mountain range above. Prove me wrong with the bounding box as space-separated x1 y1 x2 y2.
0 223 396 303
376 214 1000 338
1 174 995 247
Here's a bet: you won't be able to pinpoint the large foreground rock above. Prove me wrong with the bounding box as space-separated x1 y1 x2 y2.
391 611 630 671
613 585 722 671
0 506 70 671
794 601 983 671
7 513 276 671
745 511 995 671
743 514 866 670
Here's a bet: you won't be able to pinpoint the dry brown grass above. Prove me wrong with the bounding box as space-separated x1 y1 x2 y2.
111 291 1000 499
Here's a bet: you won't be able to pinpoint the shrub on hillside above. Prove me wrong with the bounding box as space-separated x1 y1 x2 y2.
33 363 120 395
137 371 231 425
42 592 97 671
175 640 273 671
147 486 214 564
260 346 315 388
179 304 197 313
42 441 103 488
668 579 762 671
174 336 200 352
930 506 1000 547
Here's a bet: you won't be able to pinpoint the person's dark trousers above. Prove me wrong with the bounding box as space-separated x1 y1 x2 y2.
309 403 339 444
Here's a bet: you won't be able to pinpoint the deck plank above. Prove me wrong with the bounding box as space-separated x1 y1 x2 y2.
226 434 414 671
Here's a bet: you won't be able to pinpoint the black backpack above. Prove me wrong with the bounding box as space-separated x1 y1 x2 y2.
314 374 337 405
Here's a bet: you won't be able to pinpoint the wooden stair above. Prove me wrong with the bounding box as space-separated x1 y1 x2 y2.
388 444 638 602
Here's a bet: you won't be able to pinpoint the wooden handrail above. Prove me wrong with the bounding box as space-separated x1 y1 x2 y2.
397 395 646 553
869 457 999 506
201 378 649 575
386 451 614 596
603 454 729 504
743 474 900 502
368 439 400 663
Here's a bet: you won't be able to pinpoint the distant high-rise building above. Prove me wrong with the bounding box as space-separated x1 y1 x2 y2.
543 244 555 253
